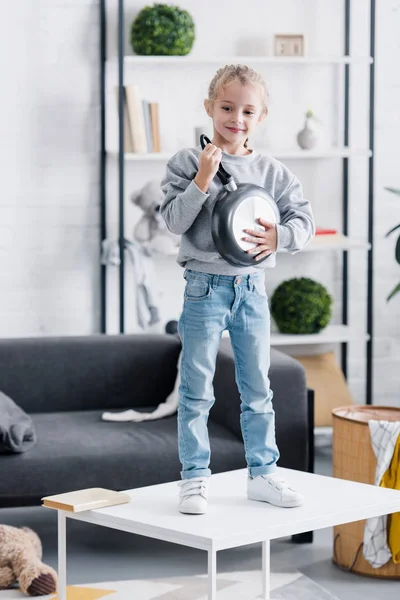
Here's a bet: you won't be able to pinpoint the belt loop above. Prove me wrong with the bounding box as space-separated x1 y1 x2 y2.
212 274 218 289
248 274 253 291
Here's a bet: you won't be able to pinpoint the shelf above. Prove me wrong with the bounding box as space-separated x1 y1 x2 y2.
270 325 367 347
116 55 373 66
222 325 367 346
108 147 372 161
302 234 370 252
156 235 369 259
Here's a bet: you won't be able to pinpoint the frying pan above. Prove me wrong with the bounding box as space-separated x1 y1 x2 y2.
200 135 280 266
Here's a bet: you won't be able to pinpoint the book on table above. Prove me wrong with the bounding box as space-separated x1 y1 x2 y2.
42 488 131 512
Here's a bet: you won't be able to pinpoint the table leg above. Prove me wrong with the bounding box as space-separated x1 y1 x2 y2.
207 548 217 600
58 512 67 600
262 540 270 600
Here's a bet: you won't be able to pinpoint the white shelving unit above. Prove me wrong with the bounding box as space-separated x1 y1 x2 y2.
116 55 373 66
102 0 375 404
109 147 372 161
222 325 369 347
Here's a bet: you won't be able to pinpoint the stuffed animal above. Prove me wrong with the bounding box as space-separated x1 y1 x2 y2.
131 179 180 256
0 525 57 596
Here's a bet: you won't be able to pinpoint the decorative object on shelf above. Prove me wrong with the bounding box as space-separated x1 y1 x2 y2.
297 109 318 150
385 186 400 301
131 179 180 255
200 134 280 267
130 3 195 56
274 34 304 57
270 277 332 334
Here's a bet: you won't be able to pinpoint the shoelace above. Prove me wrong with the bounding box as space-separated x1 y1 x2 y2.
178 477 208 500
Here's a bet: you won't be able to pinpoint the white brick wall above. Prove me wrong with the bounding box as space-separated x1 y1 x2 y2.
0 0 398 405
0 0 100 335
373 0 400 406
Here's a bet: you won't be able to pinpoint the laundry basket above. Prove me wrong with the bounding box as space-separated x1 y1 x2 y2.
332 405 400 578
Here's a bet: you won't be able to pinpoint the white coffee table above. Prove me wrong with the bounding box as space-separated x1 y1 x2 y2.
52 468 400 600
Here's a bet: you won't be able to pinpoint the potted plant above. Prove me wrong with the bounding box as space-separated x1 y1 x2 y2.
385 187 400 301
270 277 332 334
130 3 195 56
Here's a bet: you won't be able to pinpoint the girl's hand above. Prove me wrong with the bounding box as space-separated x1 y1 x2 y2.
194 143 222 192
242 218 278 261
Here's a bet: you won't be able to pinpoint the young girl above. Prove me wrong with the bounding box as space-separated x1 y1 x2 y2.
161 64 315 515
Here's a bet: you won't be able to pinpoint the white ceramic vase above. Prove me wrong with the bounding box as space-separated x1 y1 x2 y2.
297 119 317 150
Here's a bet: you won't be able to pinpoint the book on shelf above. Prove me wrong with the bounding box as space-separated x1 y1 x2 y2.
315 228 338 235
142 99 153 153
118 84 161 154
149 102 161 152
125 84 148 153
313 228 346 245
115 86 134 153
42 488 131 513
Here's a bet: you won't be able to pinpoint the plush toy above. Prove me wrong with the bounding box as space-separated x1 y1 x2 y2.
131 179 180 256
0 525 58 596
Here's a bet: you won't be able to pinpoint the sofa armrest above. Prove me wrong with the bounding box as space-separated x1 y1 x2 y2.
212 338 309 472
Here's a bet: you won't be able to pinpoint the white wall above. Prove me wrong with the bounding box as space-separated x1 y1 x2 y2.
0 0 398 406
0 0 100 335
373 0 400 406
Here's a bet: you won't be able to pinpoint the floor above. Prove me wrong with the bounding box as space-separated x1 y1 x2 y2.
1 443 399 600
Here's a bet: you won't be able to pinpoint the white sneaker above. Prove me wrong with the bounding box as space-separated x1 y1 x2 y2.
247 473 303 508
178 477 209 514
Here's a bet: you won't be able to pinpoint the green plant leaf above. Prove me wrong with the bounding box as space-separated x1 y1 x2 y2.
130 3 195 56
270 277 332 334
387 282 400 301
384 187 400 196
386 224 400 237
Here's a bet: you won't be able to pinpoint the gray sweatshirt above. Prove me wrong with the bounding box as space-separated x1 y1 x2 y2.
160 146 315 275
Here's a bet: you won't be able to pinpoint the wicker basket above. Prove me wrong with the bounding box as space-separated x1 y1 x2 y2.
332 405 400 578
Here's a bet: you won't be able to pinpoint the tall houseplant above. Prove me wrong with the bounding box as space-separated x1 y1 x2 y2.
385 187 400 301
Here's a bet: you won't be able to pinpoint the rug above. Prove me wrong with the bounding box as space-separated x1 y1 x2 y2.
0 570 340 599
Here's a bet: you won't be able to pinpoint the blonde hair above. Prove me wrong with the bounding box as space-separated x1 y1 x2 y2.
207 64 268 147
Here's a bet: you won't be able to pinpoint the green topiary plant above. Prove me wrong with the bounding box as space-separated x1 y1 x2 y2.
130 3 195 56
270 277 333 334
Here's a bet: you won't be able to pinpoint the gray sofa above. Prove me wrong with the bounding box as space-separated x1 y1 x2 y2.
0 334 310 509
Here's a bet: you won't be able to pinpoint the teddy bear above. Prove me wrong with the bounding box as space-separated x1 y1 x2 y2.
0 525 58 596
131 179 180 256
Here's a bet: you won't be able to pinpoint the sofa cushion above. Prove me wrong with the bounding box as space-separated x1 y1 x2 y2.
0 335 181 414
0 410 246 506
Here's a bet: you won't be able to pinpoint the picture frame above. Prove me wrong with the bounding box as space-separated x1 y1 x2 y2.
274 34 305 57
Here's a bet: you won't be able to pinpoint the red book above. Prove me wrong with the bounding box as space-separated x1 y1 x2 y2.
315 228 338 235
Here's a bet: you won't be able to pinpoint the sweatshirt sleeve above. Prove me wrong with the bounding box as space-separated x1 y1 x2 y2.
160 158 210 235
275 175 316 253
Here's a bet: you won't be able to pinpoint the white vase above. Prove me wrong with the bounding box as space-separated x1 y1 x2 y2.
297 119 317 150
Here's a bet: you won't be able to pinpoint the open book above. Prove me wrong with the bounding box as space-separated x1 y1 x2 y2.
42 488 130 512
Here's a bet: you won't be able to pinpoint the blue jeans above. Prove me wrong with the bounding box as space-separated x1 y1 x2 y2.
178 269 280 480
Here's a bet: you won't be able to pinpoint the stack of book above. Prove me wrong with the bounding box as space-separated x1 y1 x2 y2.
116 84 160 154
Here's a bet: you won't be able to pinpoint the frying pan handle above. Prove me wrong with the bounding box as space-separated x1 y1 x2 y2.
199 134 237 191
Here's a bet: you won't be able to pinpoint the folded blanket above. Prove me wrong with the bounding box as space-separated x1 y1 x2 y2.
0 391 37 453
